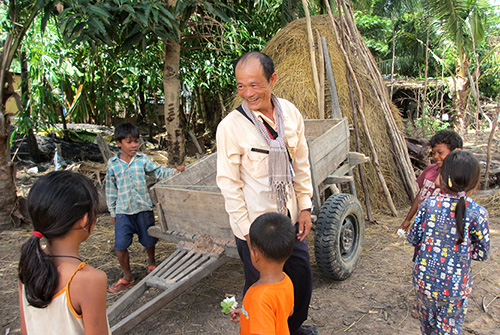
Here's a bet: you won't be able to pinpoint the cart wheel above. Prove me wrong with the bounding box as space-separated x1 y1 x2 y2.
314 193 365 280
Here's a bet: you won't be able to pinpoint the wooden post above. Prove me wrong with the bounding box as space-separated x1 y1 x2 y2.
321 38 342 119
301 0 323 118
484 96 500 190
96 133 114 163
315 29 325 119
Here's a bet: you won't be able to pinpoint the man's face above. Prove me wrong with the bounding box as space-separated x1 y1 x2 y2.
431 143 452 167
235 58 277 114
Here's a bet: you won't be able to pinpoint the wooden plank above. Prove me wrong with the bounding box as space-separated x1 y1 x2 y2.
304 119 340 140
107 279 150 322
147 226 238 258
308 118 349 184
157 153 217 187
325 175 353 184
110 255 227 335
348 151 370 166
154 188 233 243
158 250 191 279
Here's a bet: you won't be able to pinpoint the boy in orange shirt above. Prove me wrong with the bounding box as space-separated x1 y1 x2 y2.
230 212 295 335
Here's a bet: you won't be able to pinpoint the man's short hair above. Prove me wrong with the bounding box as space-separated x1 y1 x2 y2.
249 212 295 263
234 52 275 82
429 130 463 151
114 122 139 142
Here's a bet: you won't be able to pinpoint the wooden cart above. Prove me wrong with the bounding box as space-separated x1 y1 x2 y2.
107 117 369 334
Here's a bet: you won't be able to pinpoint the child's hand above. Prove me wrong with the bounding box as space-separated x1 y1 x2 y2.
176 165 185 172
397 220 411 234
230 309 241 323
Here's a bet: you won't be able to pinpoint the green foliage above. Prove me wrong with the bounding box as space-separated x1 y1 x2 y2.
353 12 391 58
406 109 451 136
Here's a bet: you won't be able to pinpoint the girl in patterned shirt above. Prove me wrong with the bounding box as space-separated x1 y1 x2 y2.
407 150 490 335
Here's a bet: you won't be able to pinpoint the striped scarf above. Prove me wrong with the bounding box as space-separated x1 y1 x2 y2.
242 95 292 214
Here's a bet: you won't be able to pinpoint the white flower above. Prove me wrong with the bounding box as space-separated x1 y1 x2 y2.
397 229 407 239
223 296 238 309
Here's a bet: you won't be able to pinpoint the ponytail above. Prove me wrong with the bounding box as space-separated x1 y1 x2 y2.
455 196 466 245
440 151 480 246
18 171 98 308
19 236 58 308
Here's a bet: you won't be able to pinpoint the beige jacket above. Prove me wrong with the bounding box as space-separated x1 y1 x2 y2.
216 98 313 240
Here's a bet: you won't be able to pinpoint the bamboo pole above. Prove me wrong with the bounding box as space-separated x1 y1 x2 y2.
484 96 500 190
338 0 417 201
327 1 397 216
315 29 325 119
301 0 323 118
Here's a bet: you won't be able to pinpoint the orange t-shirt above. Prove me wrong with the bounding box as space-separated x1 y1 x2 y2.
240 273 294 335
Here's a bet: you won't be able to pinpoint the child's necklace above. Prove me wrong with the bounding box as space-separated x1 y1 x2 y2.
49 255 84 262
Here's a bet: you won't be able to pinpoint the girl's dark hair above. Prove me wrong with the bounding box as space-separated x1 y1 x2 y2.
440 151 480 245
18 171 98 308
249 212 295 263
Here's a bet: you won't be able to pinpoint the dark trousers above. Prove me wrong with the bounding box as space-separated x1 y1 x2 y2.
235 223 313 334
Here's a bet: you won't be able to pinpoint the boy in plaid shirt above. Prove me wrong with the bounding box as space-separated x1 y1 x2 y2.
106 122 184 293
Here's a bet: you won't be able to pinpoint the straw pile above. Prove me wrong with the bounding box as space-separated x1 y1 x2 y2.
236 15 411 211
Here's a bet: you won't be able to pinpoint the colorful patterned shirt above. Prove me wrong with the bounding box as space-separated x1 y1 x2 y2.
106 152 176 217
407 194 490 300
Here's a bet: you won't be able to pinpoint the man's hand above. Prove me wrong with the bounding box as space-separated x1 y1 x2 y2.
297 210 312 241
176 165 186 172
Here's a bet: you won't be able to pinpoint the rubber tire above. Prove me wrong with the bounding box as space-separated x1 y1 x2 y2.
314 193 365 281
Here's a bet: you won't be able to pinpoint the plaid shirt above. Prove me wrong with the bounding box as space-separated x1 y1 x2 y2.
407 194 490 300
106 152 176 217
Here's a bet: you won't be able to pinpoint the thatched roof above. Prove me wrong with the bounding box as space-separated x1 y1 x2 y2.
260 14 410 211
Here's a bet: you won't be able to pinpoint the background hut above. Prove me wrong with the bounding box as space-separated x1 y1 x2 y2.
257 14 415 214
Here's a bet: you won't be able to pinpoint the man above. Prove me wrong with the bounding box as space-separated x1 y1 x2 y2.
216 51 317 335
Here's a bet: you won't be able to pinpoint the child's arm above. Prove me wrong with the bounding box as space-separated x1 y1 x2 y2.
105 166 118 218
18 281 27 335
144 155 179 180
398 192 421 232
72 268 110 335
470 207 490 261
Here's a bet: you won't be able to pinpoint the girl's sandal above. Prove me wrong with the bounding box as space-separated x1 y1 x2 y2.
147 265 157 273
108 278 135 293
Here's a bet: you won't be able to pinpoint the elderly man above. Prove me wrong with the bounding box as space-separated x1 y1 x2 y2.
216 52 317 335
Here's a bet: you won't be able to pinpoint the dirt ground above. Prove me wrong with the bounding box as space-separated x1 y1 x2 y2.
1 130 500 334
1 195 498 335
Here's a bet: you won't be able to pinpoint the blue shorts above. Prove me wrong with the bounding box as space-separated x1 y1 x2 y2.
114 211 158 250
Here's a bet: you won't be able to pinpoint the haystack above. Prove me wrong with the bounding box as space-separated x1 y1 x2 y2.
259 14 412 212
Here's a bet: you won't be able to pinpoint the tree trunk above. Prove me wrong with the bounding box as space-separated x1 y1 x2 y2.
20 50 43 162
162 39 185 166
422 19 430 136
0 104 16 225
390 12 396 98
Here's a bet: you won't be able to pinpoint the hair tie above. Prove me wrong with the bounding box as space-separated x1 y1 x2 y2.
448 176 453 188
32 231 44 239
458 191 466 198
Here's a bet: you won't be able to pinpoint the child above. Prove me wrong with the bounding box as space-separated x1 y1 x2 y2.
407 151 490 335
230 212 295 335
18 171 111 334
106 122 184 293
399 130 463 232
